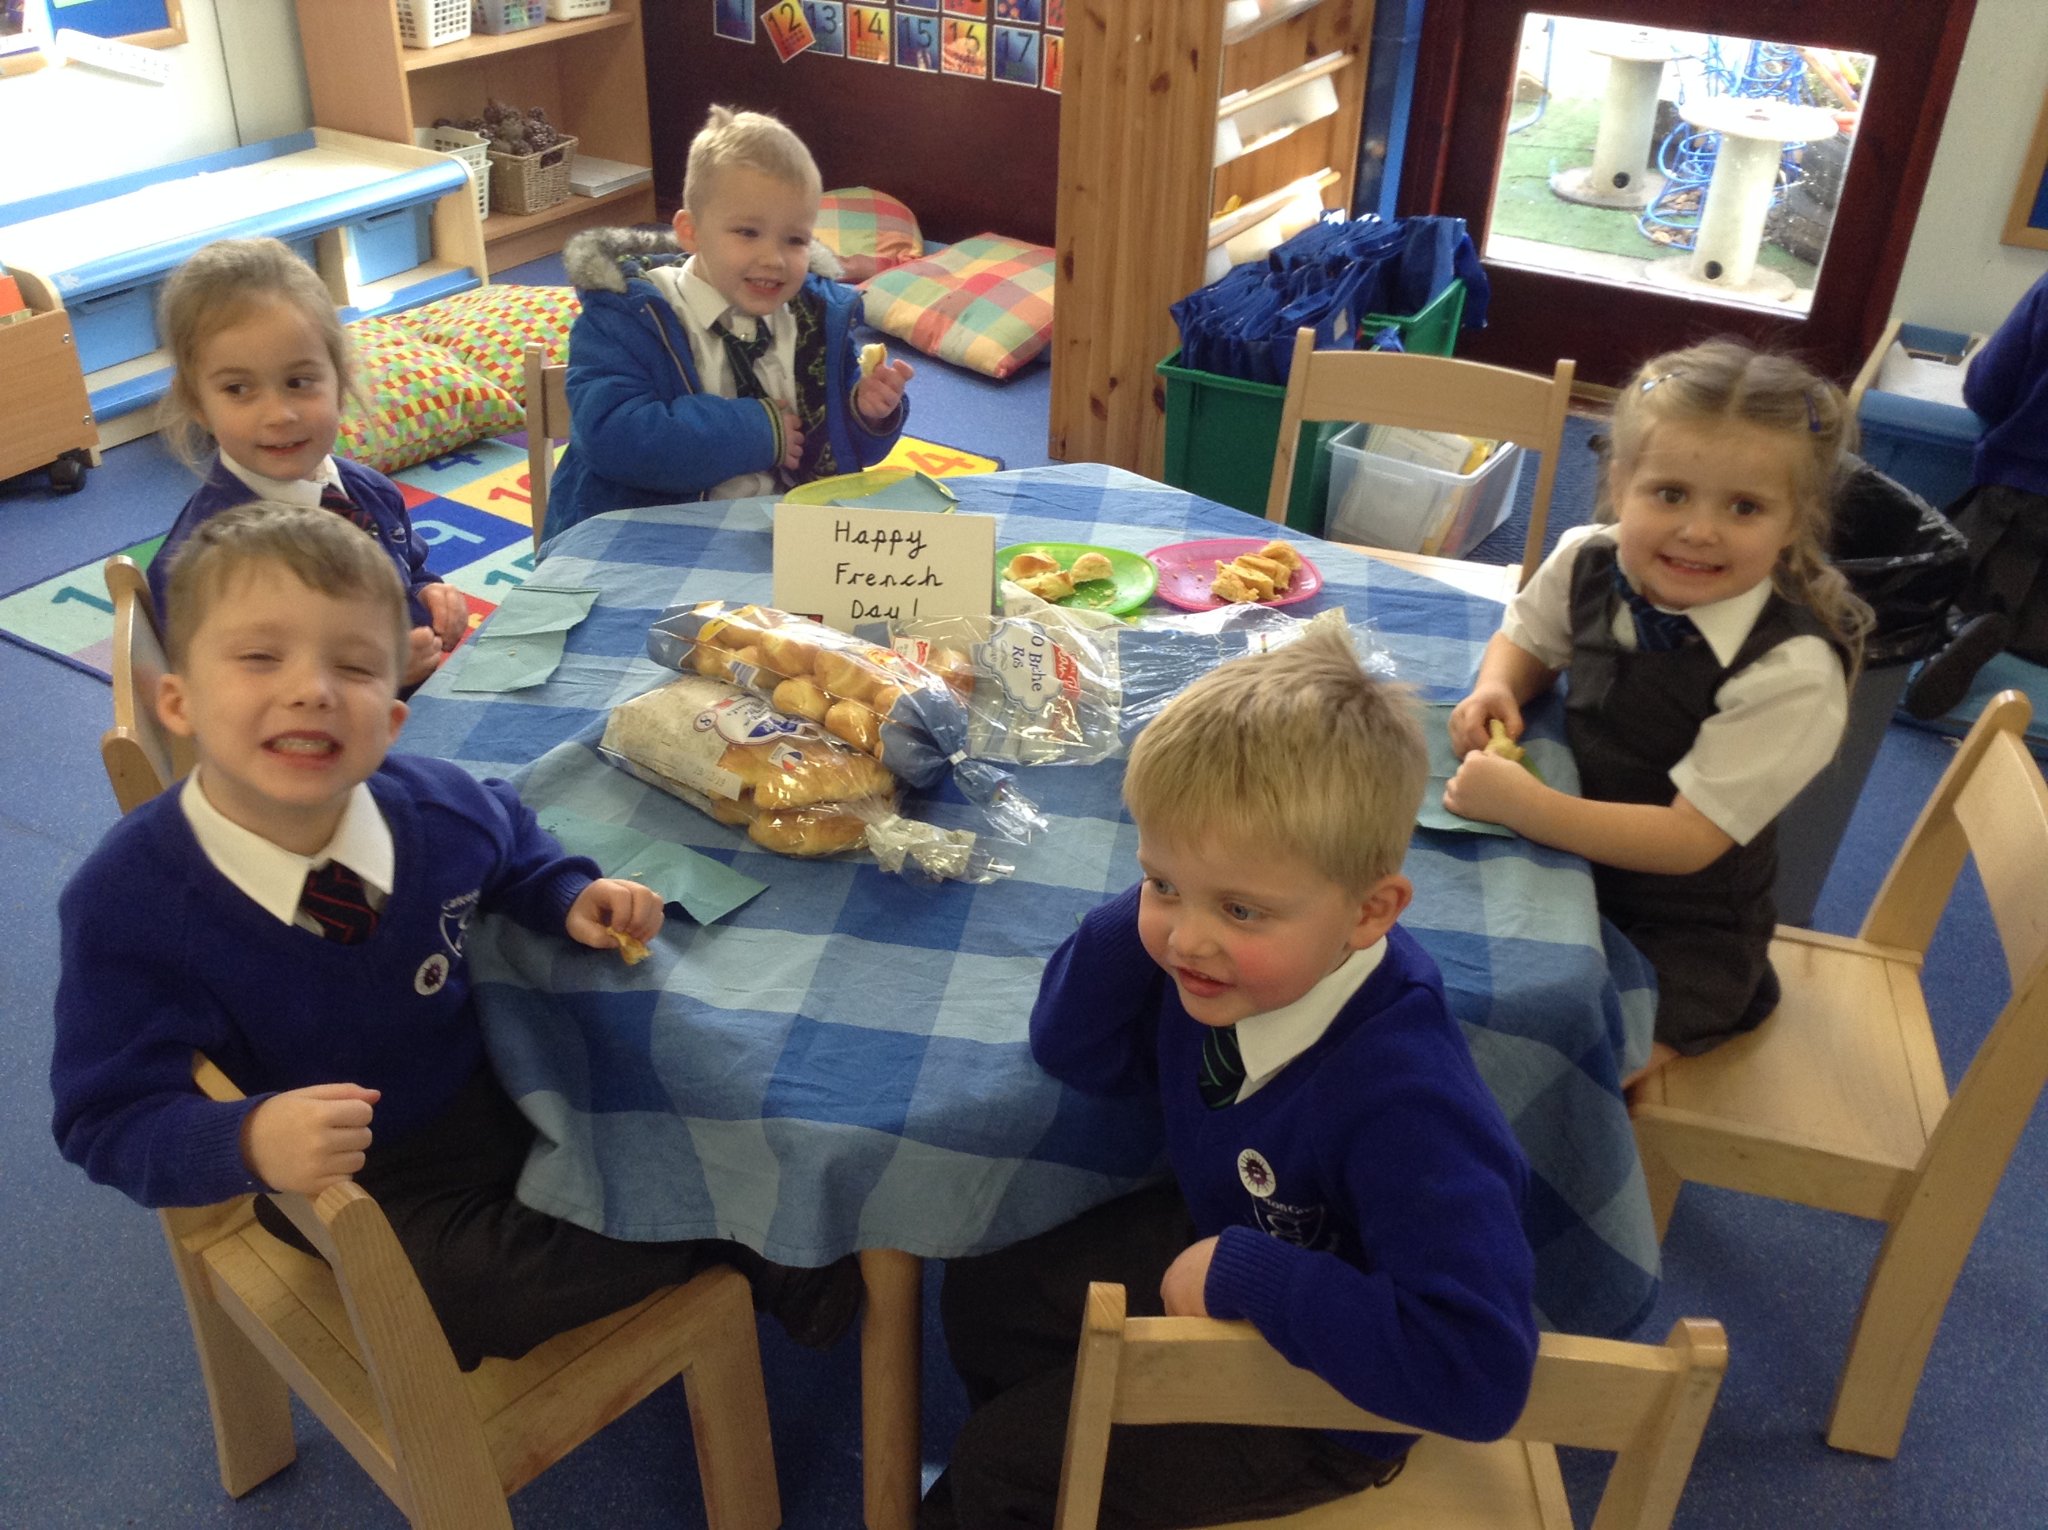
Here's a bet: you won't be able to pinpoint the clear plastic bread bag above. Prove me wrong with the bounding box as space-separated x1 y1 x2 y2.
888 605 1388 765
599 674 1011 882
646 601 1044 842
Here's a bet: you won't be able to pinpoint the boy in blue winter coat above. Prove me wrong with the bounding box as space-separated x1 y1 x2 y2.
921 622 1539 1529
52 504 860 1368
543 105 914 552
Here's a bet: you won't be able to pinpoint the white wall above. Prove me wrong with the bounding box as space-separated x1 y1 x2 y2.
1892 0 2048 334
0 0 308 206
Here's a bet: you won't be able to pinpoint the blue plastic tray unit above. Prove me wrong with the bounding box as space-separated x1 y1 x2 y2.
0 133 477 421
1856 322 1989 511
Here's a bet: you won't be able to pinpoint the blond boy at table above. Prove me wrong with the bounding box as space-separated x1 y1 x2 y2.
544 105 914 552
922 623 1539 1529
51 504 860 1368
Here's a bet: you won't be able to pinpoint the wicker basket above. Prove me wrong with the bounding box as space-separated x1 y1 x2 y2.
415 125 492 221
395 0 470 48
544 0 612 17
488 135 579 215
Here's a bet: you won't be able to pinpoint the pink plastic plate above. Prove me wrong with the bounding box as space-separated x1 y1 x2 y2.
1145 538 1324 612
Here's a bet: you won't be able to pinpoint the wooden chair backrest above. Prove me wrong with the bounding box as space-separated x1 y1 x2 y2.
1859 691 2048 1173
525 343 570 553
1054 1283 1727 1530
101 554 192 812
1268 327 1577 591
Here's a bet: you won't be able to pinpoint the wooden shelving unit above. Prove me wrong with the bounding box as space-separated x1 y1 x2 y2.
292 0 656 272
1048 0 1373 476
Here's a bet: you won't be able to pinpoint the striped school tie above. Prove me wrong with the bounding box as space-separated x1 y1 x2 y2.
300 860 379 945
1611 565 1697 653
1198 1023 1247 1110
319 482 378 536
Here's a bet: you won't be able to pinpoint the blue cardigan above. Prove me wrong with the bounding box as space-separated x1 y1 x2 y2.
50 756 596 1209
150 455 441 631
1966 269 2048 498
543 228 904 553
1031 884 1539 1451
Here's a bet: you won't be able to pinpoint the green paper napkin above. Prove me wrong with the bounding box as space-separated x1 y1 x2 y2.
451 629 569 692
539 808 768 925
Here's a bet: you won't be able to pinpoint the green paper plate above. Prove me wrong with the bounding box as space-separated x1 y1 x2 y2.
998 542 1159 616
782 466 925 506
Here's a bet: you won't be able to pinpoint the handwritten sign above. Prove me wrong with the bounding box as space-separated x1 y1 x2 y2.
772 502 995 631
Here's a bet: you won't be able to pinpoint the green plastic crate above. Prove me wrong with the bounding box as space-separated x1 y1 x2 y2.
1157 280 1467 533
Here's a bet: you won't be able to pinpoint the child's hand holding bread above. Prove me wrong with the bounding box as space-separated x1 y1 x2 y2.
854 342 915 425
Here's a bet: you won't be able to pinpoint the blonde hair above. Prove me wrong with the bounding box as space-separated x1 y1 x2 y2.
1123 622 1426 891
164 502 408 678
1601 338 1873 668
682 105 822 214
156 237 356 472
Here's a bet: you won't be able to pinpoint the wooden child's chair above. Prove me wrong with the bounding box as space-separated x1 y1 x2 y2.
102 554 194 812
98 558 782 1530
1632 690 2048 1459
1268 326 1577 600
1054 1284 1727 1530
525 342 570 552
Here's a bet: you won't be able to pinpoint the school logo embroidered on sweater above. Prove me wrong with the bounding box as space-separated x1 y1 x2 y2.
439 890 480 956
1237 1148 1331 1249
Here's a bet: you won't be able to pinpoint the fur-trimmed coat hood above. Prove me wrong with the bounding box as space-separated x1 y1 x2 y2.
562 226 844 293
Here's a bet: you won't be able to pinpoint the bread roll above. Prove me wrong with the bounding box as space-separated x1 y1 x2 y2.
748 807 869 856
1016 570 1075 602
1006 550 1061 580
1068 551 1115 583
824 699 882 753
772 676 832 722
813 648 875 702
760 628 820 678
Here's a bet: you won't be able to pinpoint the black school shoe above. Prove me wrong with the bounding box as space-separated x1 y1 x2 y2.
1903 612 2010 720
750 1253 865 1349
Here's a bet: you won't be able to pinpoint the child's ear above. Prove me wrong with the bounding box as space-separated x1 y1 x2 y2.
386 696 408 744
672 206 697 253
1348 874 1413 950
157 672 195 739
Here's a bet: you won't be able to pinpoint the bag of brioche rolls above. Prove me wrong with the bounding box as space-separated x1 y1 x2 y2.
600 674 1008 880
645 601 1044 842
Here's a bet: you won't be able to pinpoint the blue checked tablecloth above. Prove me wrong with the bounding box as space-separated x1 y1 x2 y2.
401 463 1661 1338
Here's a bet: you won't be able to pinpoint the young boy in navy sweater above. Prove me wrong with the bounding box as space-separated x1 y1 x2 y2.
51 504 857 1367
922 623 1539 1529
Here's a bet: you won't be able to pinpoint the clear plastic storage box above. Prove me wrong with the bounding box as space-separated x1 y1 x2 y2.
1321 424 1524 557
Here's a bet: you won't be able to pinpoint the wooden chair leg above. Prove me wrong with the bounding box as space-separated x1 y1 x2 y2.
673 1269 782 1530
860 1248 923 1530
1825 1197 1982 1458
160 1220 297 1496
1634 1121 1683 1242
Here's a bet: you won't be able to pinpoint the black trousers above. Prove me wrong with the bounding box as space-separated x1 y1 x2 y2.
254 1068 762 1370
921 1180 1404 1530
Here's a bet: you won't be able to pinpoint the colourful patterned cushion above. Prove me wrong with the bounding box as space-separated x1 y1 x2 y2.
384 283 583 401
815 186 924 283
337 316 523 474
860 235 1055 380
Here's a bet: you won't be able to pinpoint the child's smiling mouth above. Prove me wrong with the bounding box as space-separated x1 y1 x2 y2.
1175 967 1229 998
265 732 340 760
